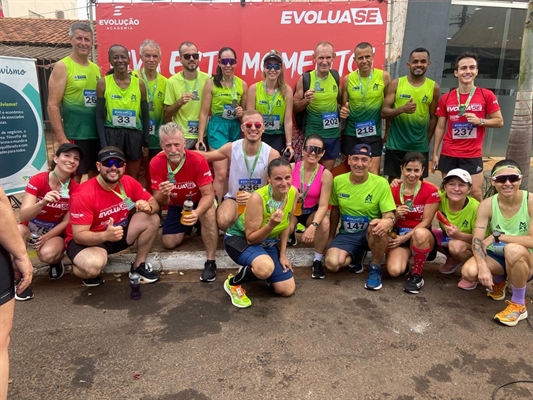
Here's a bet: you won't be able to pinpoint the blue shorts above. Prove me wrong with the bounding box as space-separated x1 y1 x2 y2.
162 204 198 235
487 249 533 282
328 231 369 259
207 115 242 150
223 236 293 283
322 137 341 160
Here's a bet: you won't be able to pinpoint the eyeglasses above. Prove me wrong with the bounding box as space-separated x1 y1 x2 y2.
491 174 522 184
304 146 323 154
182 53 199 60
243 122 263 129
219 58 237 66
102 159 125 168
264 63 281 71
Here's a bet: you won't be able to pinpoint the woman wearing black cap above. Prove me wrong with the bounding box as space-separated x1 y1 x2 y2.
247 50 294 159
16 143 82 300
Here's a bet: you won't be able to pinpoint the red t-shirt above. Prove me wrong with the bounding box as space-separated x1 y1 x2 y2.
436 88 500 158
149 150 213 207
22 171 79 229
66 175 151 244
391 181 440 230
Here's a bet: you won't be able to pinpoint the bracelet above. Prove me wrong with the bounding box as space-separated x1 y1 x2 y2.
388 216 396 225
286 142 292 146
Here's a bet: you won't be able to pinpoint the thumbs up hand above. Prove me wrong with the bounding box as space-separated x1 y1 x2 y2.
403 97 417 114
340 102 350 119
105 217 124 242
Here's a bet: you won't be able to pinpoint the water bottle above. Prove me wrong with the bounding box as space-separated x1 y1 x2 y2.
180 195 194 225
27 232 40 258
130 272 141 300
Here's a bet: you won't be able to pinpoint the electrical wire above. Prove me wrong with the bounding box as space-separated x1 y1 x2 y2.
492 380 533 400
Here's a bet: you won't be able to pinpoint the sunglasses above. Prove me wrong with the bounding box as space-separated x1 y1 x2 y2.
491 174 522 184
243 122 263 129
219 58 237 66
304 146 323 154
102 159 125 168
264 63 281 71
182 53 199 60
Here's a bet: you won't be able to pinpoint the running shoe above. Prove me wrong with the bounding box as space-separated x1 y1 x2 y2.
457 278 478 291
130 262 160 283
224 275 251 308
365 263 382 291
404 274 424 294
348 262 364 274
200 260 217 282
311 259 325 279
494 300 528 327
15 286 34 301
48 260 65 280
438 258 463 275
82 276 105 287
296 223 306 233
487 280 507 301
287 231 297 247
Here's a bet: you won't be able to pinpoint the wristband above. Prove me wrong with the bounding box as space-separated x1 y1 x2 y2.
286 142 292 146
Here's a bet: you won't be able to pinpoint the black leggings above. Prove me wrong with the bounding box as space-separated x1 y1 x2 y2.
0 245 15 306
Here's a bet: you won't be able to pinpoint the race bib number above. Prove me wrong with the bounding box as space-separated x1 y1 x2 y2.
322 112 339 129
112 109 136 128
84 90 97 107
264 115 281 131
187 121 199 135
452 122 477 140
238 178 261 192
441 236 451 247
342 215 369 233
28 219 58 236
355 121 377 138
492 242 506 256
149 119 156 135
398 227 412 236
222 105 238 120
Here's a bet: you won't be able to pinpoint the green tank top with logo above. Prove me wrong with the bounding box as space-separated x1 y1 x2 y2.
255 82 286 136
305 71 340 139
211 76 244 118
345 68 385 138
388 76 435 152
104 74 142 131
61 56 101 140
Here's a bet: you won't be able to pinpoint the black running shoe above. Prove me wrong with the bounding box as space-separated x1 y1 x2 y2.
48 260 65 280
200 261 217 282
130 262 160 283
15 286 34 301
287 231 297 247
82 276 105 287
311 259 325 279
404 274 424 294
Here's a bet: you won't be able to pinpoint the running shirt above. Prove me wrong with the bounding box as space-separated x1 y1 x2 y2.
226 139 272 199
226 185 297 240
330 173 395 234
21 171 79 234
438 190 479 233
388 76 436 152
164 71 210 140
104 74 143 131
305 71 340 138
255 83 286 136
61 56 101 140
391 181 440 230
66 175 151 244
292 161 324 209
436 88 500 158
488 191 532 253
211 76 244 118
345 69 385 138
149 150 213 207
132 70 168 149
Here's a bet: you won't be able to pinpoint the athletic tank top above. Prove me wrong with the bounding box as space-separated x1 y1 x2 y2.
211 76 244 116
226 139 272 198
345 68 385 138
306 71 340 138
388 76 435 152
104 74 143 131
255 82 286 136
61 56 101 140
292 161 324 208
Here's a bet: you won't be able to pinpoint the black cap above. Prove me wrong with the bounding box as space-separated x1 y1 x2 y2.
350 144 372 157
263 50 283 65
98 148 126 162
55 143 84 159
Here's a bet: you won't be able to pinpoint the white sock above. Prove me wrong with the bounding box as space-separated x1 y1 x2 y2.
314 252 323 261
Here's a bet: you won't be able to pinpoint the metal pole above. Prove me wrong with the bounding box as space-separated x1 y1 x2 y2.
89 0 97 63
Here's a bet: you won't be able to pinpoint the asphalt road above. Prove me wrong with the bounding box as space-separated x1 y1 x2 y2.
8 267 533 400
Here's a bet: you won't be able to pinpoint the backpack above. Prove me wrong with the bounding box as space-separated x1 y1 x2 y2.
294 69 340 132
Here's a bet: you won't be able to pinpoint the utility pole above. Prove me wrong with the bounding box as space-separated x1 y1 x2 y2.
88 0 97 63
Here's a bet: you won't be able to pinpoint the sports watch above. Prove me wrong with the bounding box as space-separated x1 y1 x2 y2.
311 222 319 228
492 231 501 243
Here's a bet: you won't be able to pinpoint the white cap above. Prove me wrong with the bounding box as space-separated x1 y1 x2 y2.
444 168 472 184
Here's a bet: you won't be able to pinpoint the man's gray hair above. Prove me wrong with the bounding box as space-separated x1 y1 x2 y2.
159 122 185 144
69 22 93 39
139 39 161 57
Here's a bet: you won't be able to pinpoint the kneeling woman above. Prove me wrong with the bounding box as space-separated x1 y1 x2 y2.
223 157 296 308
387 152 440 294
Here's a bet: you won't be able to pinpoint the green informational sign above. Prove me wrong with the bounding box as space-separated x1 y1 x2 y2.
0 56 48 195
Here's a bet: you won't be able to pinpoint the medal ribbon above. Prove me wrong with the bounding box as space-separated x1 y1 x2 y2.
399 181 421 205
52 171 70 193
314 70 328 89
98 176 129 201
456 86 476 115
263 82 278 118
141 68 158 104
182 72 198 95
356 69 373 107
222 76 238 101
299 163 319 200
167 154 186 180
267 184 286 213
243 143 262 184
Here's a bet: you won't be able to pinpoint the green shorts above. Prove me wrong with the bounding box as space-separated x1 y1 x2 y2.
207 115 242 150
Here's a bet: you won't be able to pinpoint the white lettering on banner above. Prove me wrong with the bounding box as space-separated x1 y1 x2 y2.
242 52 261 77
280 8 383 25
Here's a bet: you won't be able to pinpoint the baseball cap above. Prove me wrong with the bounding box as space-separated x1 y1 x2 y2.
55 143 84 159
443 168 472 184
98 148 126 162
350 144 372 157
263 50 283 65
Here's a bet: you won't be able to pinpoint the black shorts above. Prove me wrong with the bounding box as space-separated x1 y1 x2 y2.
66 223 131 262
162 203 199 236
438 154 483 176
0 245 15 306
321 137 341 160
393 227 438 262
104 127 144 161
70 139 99 175
261 134 285 154
384 149 429 179
341 135 383 158
295 205 318 226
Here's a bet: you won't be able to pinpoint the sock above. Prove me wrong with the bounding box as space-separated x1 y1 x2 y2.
314 252 323 262
352 248 365 266
411 246 430 276
230 265 259 285
510 285 526 305
492 274 506 284
206 259 216 264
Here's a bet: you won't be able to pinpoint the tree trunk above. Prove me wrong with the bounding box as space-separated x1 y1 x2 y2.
506 0 533 190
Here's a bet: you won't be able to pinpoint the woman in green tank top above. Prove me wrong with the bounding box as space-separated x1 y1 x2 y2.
247 50 294 158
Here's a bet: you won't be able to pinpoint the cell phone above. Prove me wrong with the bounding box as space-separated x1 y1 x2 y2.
198 142 206 152
433 163 438 171
282 147 292 160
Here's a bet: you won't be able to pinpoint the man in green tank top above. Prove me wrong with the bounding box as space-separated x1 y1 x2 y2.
382 48 440 181
48 22 102 182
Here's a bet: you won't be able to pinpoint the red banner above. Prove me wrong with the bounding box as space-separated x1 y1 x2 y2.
95 1 387 86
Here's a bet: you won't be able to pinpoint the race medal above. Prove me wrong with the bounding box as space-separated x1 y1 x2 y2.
124 197 136 211
314 81 321 91
458 105 466 116
231 99 238 108
405 199 413 211
192 90 199 101
168 172 176 183
60 187 70 199
148 101 154 111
